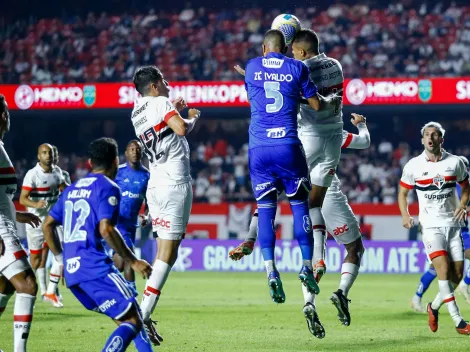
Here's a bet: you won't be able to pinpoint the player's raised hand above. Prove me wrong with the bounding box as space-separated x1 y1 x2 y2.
351 113 366 126
131 259 153 279
188 108 201 119
234 65 246 76
454 207 467 222
402 215 414 229
16 212 41 228
173 97 187 112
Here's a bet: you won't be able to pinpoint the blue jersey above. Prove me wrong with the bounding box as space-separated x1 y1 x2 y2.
115 163 150 232
49 173 120 287
245 52 318 149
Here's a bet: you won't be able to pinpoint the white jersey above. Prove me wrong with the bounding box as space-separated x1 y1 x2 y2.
329 123 370 191
0 141 18 233
400 150 469 228
131 96 191 186
298 53 344 135
54 165 71 185
22 163 62 221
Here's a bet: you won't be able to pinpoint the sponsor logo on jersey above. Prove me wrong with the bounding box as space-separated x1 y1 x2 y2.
262 58 284 69
432 174 445 189
66 256 81 274
132 102 148 119
422 172 428 176
152 218 171 229
333 224 349 236
83 85 96 107
266 127 286 138
424 192 452 200
418 80 432 102
255 181 273 191
98 299 116 313
328 168 336 176
122 191 141 199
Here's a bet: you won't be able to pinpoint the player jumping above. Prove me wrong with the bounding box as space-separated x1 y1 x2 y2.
42 137 154 351
399 121 470 334
132 65 201 345
19 143 65 307
0 94 42 352
230 114 369 335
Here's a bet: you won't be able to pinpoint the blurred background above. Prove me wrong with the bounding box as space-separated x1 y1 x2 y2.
1 0 470 262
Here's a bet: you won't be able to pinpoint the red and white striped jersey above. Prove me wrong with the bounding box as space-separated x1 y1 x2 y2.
131 96 191 186
400 150 469 228
298 53 344 135
0 141 17 227
22 163 62 221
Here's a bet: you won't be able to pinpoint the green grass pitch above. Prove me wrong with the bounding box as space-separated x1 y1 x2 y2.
1 272 470 351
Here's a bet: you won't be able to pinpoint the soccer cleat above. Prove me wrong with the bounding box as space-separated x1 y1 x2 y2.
144 319 163 346
410 295 425 313
313 260 326 283
43 293 64 308
456 284 470 304
268 271 286 304
299 266 320 295
330 289 351 326
228 240 255 261
427 303 438 332
456 320 470 335
303 303 325 339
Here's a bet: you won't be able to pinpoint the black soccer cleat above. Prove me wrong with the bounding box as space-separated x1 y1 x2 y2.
330 289 351 326
303 303 325 339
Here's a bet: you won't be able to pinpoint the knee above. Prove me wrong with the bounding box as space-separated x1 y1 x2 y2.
16 272 38 296
346 240 364 261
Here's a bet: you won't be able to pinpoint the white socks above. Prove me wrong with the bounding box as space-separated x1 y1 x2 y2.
431 292 443 310
339 263 360 297
141 259 172 322
36 268 47 296
438 280 462 326
47 259 61 294
264 260 276 275
14 293 35 352
310 207 326 262
246 210 258 242
301 284 315 305
0 292 13 317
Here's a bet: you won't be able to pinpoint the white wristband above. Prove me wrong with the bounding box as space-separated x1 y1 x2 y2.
55 253 64 265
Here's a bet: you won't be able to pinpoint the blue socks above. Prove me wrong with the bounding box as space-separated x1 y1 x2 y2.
290 199 313 263
134 329 153 352
416 268 437 298
103 323 138 352
257 196 278 263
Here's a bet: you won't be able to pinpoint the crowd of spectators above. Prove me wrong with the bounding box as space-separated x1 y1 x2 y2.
1 1 470 84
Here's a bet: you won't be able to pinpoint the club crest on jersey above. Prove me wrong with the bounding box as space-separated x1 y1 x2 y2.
433 174 445 189
418 79 432 103
83 85 96 107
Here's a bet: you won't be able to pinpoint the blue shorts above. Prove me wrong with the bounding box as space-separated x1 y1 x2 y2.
69 272 137 320
463 231 470 251
249 144 310 200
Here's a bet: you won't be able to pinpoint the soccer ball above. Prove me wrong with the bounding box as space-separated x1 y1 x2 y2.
271 14 301 45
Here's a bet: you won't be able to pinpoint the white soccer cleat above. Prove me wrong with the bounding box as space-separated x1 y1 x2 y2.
457 283 470 304
410 295 425 313
43 293 64 308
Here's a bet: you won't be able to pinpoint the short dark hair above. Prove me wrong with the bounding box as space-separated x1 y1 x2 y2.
293 29 320 54
0 94 6 114
126 139 141 149
133 66 163 95
88 137 118 171
264 29 287 52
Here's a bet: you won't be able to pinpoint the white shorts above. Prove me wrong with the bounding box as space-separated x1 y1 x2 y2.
299 132 342 188
422 227 463 263
0 233 30 280
26 227 45 254
322 189 361 245
147 182 193 241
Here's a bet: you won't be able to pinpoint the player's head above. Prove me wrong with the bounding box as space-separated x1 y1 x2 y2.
0 94 11 135
88 137 119 179
37 143 53 168
125 139 143 165
133 66 170 98
292 29 320 61
51 145 59 165
262 29 288 56
421 121 445 154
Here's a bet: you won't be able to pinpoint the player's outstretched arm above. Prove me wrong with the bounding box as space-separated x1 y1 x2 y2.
100 219 152 278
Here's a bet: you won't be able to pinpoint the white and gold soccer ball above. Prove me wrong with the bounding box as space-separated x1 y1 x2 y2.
271 14 301 45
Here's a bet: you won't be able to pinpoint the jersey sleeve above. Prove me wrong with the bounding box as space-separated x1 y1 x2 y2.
342 124 371 150
49 193 64 224
400 162 415 189
157 97 179 124
98 184 121 224
22 170 35 191
456 159 469 185
299 62 318 99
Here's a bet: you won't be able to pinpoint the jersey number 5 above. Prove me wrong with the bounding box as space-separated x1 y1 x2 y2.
264 82 284 113
63 199 90 243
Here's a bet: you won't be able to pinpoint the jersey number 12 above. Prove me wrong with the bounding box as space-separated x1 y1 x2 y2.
63 199 90 243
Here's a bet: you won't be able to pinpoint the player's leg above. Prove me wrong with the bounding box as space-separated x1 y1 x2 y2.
228 209 257 260
411 266 437 313
122 231 137 293
0 275 15 317
26 228 46 296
